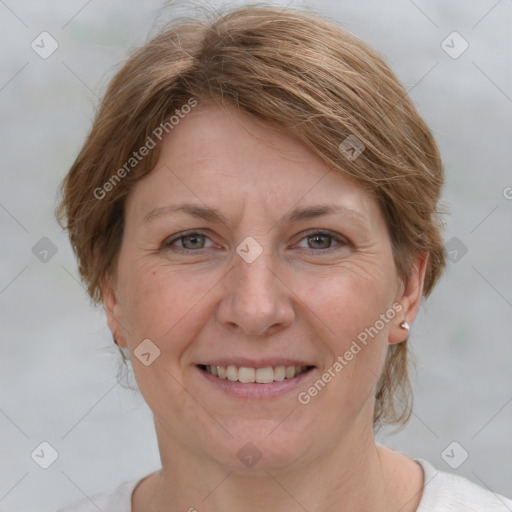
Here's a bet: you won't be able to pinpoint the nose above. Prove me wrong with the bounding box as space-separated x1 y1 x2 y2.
215 248 295 336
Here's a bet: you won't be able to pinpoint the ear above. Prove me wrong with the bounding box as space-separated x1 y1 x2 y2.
388 252 429 345
101 276 128 349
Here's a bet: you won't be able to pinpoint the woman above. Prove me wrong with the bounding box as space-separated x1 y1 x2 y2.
56 4 512 511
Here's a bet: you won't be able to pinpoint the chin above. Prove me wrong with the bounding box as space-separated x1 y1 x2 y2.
199 421 314 472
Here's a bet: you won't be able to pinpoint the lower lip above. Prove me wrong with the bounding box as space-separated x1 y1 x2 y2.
196 366 316 399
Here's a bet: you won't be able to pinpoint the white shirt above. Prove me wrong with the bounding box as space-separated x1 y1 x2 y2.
57 458 512 511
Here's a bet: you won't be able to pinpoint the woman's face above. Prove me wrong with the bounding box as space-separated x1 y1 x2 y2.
104 103 424 471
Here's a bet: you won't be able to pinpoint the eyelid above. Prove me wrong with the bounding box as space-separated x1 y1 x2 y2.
293 229 348 250
164 229 215 249
164 228 348 252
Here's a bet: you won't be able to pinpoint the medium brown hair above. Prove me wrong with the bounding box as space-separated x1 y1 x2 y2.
56 3 446 430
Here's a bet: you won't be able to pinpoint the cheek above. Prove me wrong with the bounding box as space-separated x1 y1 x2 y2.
118 263 215 418
302 260 395 343
300 261 395 398
120 261 218 349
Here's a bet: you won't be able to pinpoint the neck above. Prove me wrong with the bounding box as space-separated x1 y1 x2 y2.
135 416 420 512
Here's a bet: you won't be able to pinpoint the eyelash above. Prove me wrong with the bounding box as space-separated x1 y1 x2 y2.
163 229 348 254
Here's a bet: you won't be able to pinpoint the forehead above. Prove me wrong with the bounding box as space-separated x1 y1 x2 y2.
125 103 380 227
159 102 326 177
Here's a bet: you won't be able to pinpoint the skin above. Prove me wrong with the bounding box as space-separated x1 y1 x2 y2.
102 102 427 512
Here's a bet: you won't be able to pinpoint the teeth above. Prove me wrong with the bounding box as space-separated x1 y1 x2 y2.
238 367 255 383
255 367 274 383
203 364 310 383
273 365 286 381
226 365 238 381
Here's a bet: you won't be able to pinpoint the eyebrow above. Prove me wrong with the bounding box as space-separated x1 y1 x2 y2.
143 203 369 227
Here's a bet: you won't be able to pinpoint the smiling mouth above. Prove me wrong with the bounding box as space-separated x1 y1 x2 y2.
197 364 315 384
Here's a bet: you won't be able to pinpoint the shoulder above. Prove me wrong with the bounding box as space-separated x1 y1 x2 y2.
56 478 141 512
415 458 512 511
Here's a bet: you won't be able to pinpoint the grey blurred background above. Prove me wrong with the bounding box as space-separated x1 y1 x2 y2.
1 0 511 510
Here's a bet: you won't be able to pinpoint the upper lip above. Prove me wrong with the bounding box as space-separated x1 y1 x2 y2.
198 358 315 369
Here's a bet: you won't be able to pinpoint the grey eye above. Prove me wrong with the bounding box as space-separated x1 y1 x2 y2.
296 231 345 251
179 233 207 250
306 233 334 250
